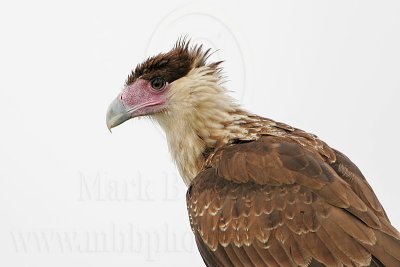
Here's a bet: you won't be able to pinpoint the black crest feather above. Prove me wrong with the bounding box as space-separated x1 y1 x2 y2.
126 37 221 85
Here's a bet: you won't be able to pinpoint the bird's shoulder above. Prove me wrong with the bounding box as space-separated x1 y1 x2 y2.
201 118 386 219
187 126 400 266
198 126 389 223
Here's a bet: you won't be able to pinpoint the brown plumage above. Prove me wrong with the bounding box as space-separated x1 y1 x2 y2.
107 38 400 266
188 134 400 267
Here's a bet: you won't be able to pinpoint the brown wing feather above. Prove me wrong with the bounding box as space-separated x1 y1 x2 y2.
187 136 400 267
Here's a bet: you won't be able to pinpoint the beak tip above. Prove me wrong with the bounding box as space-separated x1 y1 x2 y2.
106 96 131 132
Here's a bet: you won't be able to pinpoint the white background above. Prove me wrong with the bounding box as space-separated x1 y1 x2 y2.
1 1 399 266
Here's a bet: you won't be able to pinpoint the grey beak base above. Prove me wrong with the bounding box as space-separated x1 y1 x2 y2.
106 97 131 132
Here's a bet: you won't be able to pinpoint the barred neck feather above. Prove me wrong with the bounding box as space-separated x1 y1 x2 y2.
153 67 254 185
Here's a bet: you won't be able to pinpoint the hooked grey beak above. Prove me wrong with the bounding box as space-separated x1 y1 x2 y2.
106 96 131 132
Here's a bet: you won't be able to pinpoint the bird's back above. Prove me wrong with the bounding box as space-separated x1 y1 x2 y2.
187 121 400 267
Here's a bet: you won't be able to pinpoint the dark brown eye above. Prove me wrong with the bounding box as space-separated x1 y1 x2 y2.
150 77 166 90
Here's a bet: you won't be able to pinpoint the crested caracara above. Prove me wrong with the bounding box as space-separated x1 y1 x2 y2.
106 39 400 267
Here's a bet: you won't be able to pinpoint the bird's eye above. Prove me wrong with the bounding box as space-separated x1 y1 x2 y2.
150 77 166 90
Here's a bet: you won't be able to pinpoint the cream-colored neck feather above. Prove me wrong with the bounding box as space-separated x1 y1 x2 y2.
153 67 252 186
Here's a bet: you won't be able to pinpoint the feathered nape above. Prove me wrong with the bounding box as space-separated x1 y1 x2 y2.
152 66 248 184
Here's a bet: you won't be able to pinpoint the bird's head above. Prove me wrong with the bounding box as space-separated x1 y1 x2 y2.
106 38 224 131
106 38 249 184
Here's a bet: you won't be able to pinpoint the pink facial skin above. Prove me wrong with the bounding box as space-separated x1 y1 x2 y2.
120 78 168 117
